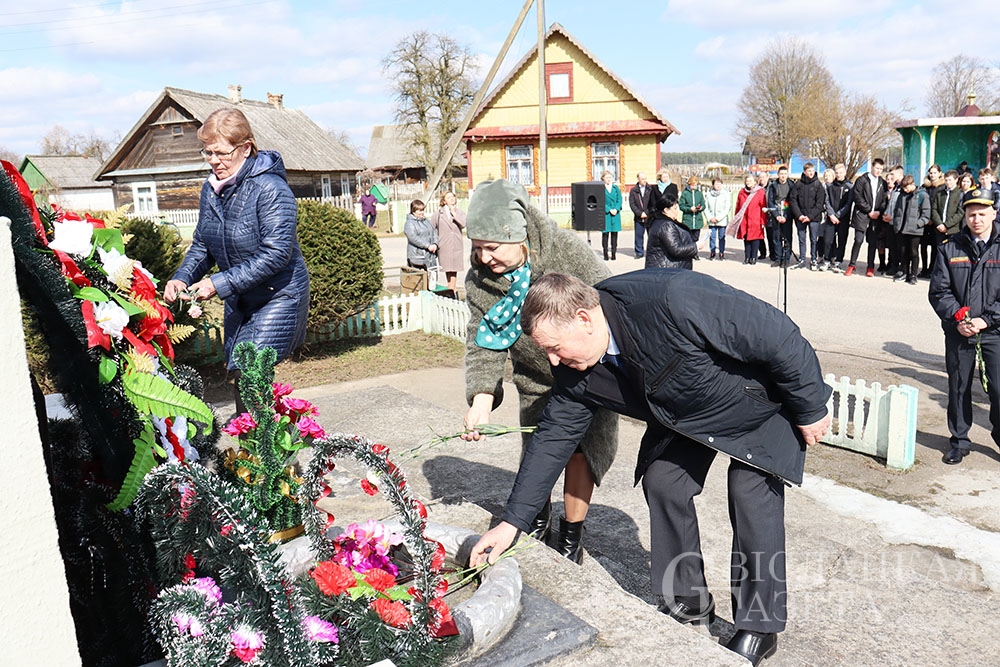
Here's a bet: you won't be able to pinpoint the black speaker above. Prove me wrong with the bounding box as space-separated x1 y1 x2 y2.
571 181 606 231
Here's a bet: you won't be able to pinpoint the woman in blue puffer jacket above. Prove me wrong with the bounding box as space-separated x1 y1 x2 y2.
164 108 310 370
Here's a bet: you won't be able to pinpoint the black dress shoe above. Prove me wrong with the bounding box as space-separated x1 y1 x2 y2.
943 447 970 465
725 630 777 666
553 518 585 564
657 593 715 626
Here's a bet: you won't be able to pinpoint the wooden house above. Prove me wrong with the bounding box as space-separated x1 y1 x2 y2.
463 23 678 197
366 123 467 185
96 86 363 214
19 155 115 211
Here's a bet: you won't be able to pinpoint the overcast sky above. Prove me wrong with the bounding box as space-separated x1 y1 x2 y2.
0 0 989 159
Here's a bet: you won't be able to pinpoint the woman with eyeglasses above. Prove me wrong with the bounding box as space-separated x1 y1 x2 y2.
164 107 310 380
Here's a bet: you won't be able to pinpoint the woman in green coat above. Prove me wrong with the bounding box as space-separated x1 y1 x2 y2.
462 180 619 563
678 175 706 248
601 170 622 260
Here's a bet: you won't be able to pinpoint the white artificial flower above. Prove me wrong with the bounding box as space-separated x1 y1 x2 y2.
97 246 135 278
48 219 94 256
92 301 130 339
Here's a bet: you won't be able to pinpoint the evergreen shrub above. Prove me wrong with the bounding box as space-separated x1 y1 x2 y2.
120 216 186 283
297 201 383 330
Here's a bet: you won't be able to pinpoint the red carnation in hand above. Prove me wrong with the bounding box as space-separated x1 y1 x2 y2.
363 568 397 593
955 306 972 323
312 561 356 597
371 598 411 628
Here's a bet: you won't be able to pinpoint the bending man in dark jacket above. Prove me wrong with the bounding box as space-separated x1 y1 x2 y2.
929 188 1000 465
470 270 832 666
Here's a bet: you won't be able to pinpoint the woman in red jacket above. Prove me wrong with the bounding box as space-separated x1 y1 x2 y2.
734 174 767 264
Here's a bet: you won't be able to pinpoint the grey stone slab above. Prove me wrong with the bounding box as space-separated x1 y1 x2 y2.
455 585 597 667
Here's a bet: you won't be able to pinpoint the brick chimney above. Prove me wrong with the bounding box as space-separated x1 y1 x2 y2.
267 93 284 110
228 84 242 104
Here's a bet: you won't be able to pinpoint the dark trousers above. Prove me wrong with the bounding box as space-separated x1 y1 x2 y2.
634 219 647 257
848 225 879 268
773 222 792 262
642 437 787 633
602 232 619 258
796 220 819 264
819 223 837 262
885 226 901 273
900 234 921 278
945 330 1000 450
744 239 760 262
362 211 376 228
834 221 851 263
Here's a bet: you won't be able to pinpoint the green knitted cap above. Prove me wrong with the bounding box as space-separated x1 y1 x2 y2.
466 180 529 243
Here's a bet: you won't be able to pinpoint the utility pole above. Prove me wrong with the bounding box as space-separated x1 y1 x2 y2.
537 0 548 214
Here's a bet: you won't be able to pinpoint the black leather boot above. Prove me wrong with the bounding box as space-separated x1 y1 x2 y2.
554 518 584 563
601 233 609 261
528 500 551 542
610 232 618 260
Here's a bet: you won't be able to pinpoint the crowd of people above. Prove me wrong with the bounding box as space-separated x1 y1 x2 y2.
628 162 1000 286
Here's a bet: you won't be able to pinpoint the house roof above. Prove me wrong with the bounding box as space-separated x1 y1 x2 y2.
365 123 467 172
98 87 363 179
465 22 678 140
21 155 109 190
895 115 1000 129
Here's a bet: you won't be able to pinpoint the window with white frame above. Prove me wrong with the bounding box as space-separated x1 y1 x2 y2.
591 142 620 181
340 174 351 196
321 174 332 198
132 181 158 214
506 145 533 186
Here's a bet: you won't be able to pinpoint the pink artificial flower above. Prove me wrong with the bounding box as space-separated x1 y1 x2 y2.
276 395 317 419
301 615 339 643
231 626 265 663
295 416 325 440
189 577 222 605
222 412 257 437
272 382 294 399
172 612 205 637
187 304 203 319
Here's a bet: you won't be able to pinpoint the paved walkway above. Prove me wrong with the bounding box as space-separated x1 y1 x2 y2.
276 232 1000 665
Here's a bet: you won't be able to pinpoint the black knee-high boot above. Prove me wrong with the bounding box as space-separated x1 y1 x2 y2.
601 233 609 260
610 232 618 260
554 518 585 563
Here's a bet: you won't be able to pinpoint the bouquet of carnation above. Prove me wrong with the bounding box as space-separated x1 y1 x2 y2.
955 305 989 392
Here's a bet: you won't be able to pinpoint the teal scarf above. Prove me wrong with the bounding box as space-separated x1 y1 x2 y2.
475 261 532 350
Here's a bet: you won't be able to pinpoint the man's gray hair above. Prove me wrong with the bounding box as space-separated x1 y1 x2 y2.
521 273 601 336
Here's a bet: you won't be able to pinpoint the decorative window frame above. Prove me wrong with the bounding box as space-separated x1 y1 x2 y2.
590 141 621 181
131 181 159 214
545 63 573 104
504 143 535 187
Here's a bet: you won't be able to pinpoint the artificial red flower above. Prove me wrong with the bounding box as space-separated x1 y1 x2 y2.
131 265 158 301
84 213 106 229
220 524 234 536
122 327 157 357
429 540 446 572
371 598 411 628
429 597 459 637
52 249 91 287
80 300 111 350
135 309 167 341
434 578 448 597
181 552 197 582
360 479 378 496
312 561 356 597
154 332 175 361
372 443 389 455
955 306 972 322
364 568 397 593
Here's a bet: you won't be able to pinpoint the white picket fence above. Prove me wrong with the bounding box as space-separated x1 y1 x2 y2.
820 374 918 470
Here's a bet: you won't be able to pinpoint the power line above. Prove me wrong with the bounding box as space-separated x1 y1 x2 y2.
0 0 275 35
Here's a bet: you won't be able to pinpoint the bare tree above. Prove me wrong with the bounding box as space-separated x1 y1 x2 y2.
735 38 836 164
383 31 477 182
0 145 21 165
327 128 362 159
925 55 1000 116
40 125 117 161
814 93 902 179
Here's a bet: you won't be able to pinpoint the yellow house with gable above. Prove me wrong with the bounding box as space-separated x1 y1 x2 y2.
463 22 678 198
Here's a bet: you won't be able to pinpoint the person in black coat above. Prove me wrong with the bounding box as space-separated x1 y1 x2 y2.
629 172 654 259
789 162 825 269
470 270 832 667
845 158 888 276
644 193 698 269
929 189 1000 465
